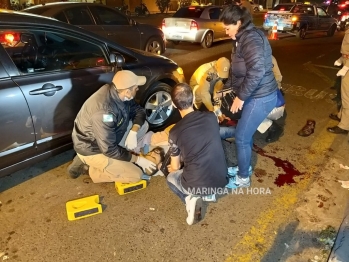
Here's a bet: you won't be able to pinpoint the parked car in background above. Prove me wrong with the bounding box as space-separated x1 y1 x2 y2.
263 3 338 39
249 1 263 12
23 2 165 54
162 5 230 48
0 10 184 177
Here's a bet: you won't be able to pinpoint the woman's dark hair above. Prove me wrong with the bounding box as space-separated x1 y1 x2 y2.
171 83 193 110
219 4 252 31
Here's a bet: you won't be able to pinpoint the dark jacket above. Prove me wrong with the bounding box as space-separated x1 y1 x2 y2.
225 23 278 101
72 83 146 161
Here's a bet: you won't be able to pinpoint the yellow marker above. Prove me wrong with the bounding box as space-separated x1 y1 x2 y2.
66 195 102 221
115 180 147 195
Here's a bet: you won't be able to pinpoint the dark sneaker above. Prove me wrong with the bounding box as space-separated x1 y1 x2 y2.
329 113 341 121
327 126 348 134
185 196 203 225
67 155 89 179
266 122 284 143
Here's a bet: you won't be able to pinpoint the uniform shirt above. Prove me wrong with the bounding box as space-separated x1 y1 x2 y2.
341 29 349 67
189 61 225 111
168 111 228 195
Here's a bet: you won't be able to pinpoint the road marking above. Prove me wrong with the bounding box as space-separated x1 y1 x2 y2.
303 62 334 86
225 124 337 261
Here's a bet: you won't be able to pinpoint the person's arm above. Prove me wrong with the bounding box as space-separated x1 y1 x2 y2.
91 110 133 161
272 56 283 89
167 132 181 172
237 31 266 101
197 75 214 111
128 99 146 126
168 155 181 173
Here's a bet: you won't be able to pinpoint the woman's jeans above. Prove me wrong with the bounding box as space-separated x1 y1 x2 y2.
236 91 277 178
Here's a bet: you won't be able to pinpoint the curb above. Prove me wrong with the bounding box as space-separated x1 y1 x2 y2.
328 200 349 261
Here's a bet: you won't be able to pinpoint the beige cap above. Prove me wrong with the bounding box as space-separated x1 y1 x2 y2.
112 70 146 90
216 57 230 78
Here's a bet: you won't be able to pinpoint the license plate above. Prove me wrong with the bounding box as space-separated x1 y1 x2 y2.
171 34 183 39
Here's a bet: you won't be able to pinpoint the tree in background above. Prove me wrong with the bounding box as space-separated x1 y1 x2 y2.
0 0 12 9
155 0 171 13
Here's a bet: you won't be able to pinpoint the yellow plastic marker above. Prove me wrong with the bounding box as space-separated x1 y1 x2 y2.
115 180 147 195
66 195 102 221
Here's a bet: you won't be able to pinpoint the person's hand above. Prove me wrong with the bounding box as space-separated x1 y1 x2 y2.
218 114 231 123
334 59 342 66
337 66 349 76
125 130 137 150
230 97 244 113
136 156 156 173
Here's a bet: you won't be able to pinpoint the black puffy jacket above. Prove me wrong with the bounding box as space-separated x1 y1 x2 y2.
72 84 146 161
225 23 278 101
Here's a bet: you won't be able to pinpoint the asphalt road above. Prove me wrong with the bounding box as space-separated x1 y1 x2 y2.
1 16 349 262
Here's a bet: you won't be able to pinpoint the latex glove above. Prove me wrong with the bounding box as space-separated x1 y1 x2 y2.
125 130 137 150
136 156 156 173
334 59 342 66
337 66 349 76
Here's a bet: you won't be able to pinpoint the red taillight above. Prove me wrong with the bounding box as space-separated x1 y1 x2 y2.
162 19 166 30
340 4 346 8
280 8 285 11
0 33 20 46
189 6 196 9
190 21 198 31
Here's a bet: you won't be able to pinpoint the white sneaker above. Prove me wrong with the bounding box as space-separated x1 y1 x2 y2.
185 196 203 225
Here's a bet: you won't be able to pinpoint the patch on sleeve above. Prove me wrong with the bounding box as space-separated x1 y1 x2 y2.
103 114 113 122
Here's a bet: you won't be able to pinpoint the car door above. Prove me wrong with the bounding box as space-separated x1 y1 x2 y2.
0 43 36 176
88 5 141 50
207 7 225 40
1 26 114 158
56 6 105 39
317 7 333 30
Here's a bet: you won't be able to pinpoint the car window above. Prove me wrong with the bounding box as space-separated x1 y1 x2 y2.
54 11 69 23
317 7 328 16
209 8 221 19
272 5 293 11
173 7 205 18
89 6 129 25
0 29 107 75
64 7 94 25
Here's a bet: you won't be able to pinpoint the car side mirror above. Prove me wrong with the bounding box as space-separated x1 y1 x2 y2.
129 18 137 26
110 53 125 72
20 33 33 44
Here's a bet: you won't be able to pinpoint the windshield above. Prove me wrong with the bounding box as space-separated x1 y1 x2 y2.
173 7 205 18
272 4 294 11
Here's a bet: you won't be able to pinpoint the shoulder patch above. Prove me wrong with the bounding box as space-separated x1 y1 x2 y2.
103 114 113 122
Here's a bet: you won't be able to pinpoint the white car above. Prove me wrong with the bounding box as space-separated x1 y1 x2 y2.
249 1 263 11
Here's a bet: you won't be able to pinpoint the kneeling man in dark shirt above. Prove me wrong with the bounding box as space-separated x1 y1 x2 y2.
166 83 228 225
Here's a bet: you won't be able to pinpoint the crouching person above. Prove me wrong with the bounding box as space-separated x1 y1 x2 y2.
166 83 228 225
67 70 156 183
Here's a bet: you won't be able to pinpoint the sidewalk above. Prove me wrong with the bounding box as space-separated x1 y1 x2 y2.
278 138 349 262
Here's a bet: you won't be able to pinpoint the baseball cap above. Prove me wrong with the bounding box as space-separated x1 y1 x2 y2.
112 70 146 90
216 57 230 78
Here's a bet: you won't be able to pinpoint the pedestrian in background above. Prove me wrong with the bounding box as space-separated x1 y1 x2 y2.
219 5 278 188
328 28 349 135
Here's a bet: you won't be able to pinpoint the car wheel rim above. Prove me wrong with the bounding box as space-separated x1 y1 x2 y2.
205 34 213 46
148 41 161 54
145 91 173 125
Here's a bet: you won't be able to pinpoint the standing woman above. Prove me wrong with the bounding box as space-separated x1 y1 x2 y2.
220 5 278 188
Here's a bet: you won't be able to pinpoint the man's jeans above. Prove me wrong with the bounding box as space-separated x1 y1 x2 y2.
236 91 277 178
167 170 191 203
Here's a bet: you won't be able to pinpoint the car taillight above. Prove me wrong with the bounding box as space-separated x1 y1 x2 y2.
190 21 198 31
291 16 298 22
280 8 285 11
0 32 20 46
162 19 165 30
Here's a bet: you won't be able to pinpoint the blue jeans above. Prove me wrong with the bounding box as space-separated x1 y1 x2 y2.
167 170 190 203
236 91 277 178
220 126 236 140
